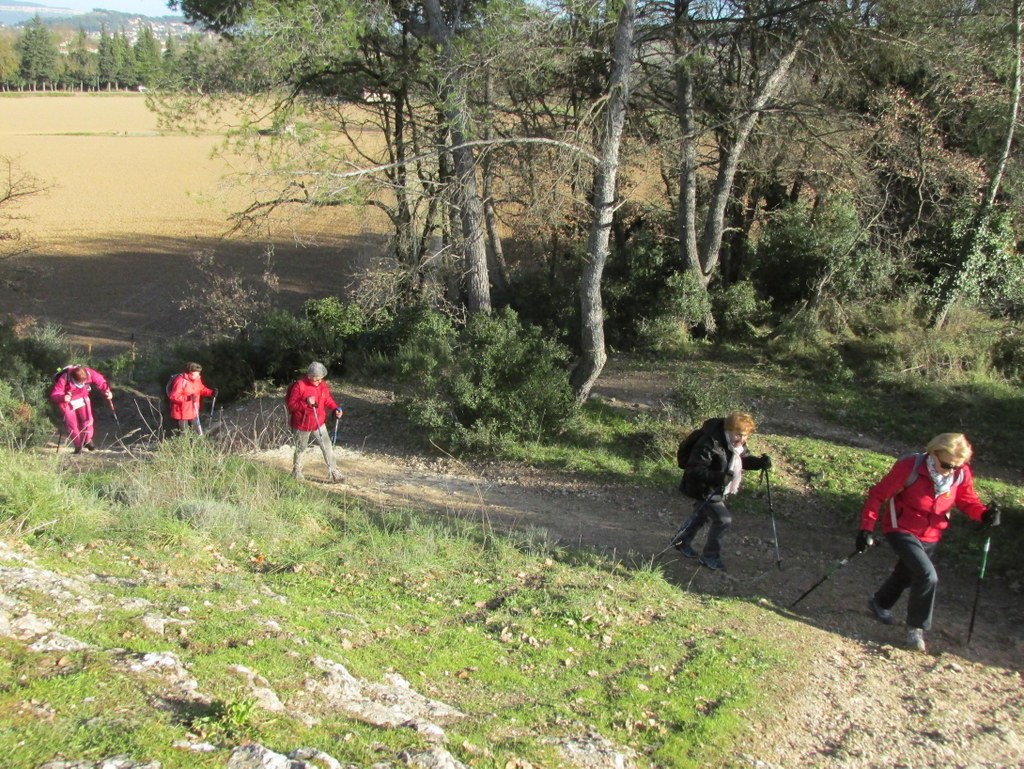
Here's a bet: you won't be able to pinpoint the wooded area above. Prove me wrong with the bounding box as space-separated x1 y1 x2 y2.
5 1 1024 401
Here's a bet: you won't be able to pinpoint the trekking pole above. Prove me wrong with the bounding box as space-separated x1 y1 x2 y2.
762 467 782 570
655 489 716 559
331 413 339 445
209 392 217 421
193 396 203 436
108 395 121 440
790 549 862 608
965 534 992 647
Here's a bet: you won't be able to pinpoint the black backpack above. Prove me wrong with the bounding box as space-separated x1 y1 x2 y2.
676 418 719 469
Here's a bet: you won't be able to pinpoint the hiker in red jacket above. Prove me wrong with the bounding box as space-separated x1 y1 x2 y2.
858 433 1000 652
49 365 113 453
168 362 216 434
285 361 343 482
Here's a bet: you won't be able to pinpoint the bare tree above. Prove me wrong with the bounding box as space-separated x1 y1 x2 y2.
0 156 47 260
571 0 636 403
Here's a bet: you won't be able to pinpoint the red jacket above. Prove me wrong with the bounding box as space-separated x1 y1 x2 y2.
860 455 987 543
168 373 214 421
285 377 340 431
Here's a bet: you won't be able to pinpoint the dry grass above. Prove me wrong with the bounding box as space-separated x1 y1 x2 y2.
0 94 390 355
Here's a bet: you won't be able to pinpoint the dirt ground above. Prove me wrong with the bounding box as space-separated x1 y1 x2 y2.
7 96 1024 767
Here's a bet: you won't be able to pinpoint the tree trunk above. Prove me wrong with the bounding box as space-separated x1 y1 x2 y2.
423 0 492 315
696 40 802 283
932 0 1023 329
570 0 636 404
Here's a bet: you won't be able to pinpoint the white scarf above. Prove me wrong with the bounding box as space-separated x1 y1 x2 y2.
724 434 743 496
926 454 956 496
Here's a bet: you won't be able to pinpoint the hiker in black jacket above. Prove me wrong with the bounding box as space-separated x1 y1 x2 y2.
675 411 771 570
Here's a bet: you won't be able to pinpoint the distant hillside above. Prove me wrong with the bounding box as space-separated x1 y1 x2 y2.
0 2 188 33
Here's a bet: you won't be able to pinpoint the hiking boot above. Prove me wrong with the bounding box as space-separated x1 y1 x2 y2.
327 470 344 484
868 595 895 625
905 628 926 653
291 469 304 481
675 541 698 559
699 555 726 571
84 442 96 451
73 446 83 455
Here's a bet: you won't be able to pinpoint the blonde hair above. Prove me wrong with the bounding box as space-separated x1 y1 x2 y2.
725 411 757 434
926 433 973 464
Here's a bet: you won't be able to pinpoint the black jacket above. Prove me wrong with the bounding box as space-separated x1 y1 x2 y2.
681 418 766 500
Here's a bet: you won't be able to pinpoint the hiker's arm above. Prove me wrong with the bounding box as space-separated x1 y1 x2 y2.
954 466 986 522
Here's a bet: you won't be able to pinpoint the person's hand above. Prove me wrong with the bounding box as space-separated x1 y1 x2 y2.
761 454 772 470
856 530 874 553
307 396 317 406
212 389 218 397
104 390 113 400
982 502 1002 528
334 409 343 419
63 393 72 403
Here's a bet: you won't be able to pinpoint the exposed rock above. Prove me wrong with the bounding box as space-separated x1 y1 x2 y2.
548 734 637 769
399 746 470 769
38 757 160 769
300 657 464 742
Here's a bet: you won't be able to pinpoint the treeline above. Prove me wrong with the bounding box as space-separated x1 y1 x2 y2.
0 15 219 92
155 0 1024 402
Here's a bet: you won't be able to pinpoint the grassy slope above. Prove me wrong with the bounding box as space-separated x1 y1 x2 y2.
0 441 799 769
2 354 1021 768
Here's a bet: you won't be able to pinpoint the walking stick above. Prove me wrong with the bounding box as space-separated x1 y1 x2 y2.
762 467 782 570
107 394 121 440
790 549 862 608
193 396 203 436
209 392 217 421
331 413 339 445
965 534 992 647
655 489 717 559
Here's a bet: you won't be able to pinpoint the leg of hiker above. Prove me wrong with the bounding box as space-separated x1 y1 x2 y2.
699 499 732 570
292 429 313 480
311 423 341 482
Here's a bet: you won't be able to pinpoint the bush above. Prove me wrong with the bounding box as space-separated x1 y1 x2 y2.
753 197 898 311
257 297 368 382
713 279 772 339
921 209 1024 316
396 308 577 452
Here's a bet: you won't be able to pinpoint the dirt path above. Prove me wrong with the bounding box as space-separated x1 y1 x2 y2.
238 371 1024 769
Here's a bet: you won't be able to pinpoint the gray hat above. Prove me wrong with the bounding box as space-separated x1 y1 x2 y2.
307 361 328 378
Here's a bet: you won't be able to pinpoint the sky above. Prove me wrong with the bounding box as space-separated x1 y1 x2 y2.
41 0 183 17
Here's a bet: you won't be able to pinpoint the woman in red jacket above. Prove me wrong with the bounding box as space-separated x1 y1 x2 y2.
285 361 343 482
168 362 216 434
857 433 999 652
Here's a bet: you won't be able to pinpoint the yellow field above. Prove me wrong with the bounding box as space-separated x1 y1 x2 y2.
0 94 386 355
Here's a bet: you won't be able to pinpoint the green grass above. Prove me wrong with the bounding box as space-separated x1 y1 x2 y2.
3 348 1023 767
0 440 804 769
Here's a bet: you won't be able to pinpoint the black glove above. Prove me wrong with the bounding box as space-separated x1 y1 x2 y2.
760 454 772 470
856 530 874 553
212 388 219 397
982 503 1001 528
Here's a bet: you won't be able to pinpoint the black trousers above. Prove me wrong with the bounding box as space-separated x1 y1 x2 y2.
875 532 939 631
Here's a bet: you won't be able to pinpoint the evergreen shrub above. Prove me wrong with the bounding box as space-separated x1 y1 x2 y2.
753 197 898 311
396 308 576 452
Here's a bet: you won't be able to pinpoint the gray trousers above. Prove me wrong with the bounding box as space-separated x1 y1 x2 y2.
292 424 338 477
676 497 732 559
875 532 939 631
